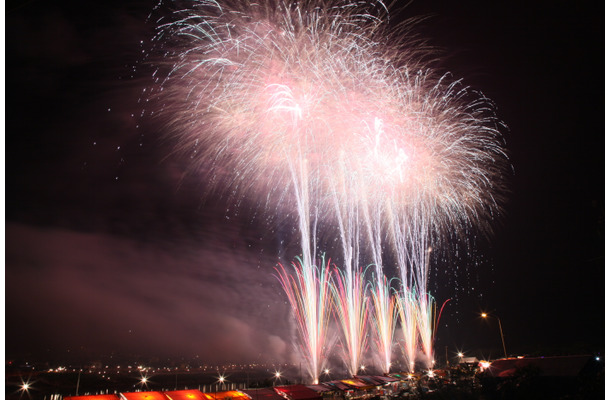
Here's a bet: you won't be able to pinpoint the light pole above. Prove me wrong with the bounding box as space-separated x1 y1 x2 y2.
323 368 330 382
19 377 32 399
76 370 82 395
481 313 507 358
216 374 226 398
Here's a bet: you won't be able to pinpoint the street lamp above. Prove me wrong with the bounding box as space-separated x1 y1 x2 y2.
481 313 507 358
215 373 227 397
273 370 282 385
20 382 31 394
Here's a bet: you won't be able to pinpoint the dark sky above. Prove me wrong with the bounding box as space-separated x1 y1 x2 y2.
5 0 604 368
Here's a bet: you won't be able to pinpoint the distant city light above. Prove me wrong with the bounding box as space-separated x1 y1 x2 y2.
19 377 33 395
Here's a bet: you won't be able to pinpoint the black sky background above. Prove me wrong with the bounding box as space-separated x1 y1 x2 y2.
5 0 605 367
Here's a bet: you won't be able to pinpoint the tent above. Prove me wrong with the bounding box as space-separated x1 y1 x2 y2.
274 385 322 400
163 390 210 400
370 376 399 384
322 381 351 392
204 391 251 400
121 392 169 400
241 388 283 400
339 378 374 390
304 385 335 394
65 395 121 400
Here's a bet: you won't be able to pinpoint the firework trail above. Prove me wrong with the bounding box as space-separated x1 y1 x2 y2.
151 0 509 376
326 163 370 377
331 265 370 377
389 209 435 367
275 257 333 384
359 195 401 373
395 288 417 372
415 292 434 368
369 271 397 374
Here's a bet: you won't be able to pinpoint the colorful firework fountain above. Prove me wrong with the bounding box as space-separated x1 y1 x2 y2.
275 257 333 384
331 265 370 377
150 0 509 381
369 271 397 374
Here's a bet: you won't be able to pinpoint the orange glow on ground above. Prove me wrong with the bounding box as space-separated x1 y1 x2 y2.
164 390 209 400
203 391 249 400
122 391 169 400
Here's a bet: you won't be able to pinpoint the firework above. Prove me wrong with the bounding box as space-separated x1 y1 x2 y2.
395 288 418 372
275 257 333 384
151 0 509 376
369 271 397 374
331 265 370 377
151 0 508 229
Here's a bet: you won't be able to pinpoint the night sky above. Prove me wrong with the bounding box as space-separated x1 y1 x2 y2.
6 0 604 367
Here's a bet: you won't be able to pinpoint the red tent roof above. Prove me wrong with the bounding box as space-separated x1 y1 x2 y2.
163 390 209 400
353 376 386 386
203 391 250 400
121 392 169 400
274 385 322 400
372 375 399 383
65 395 121 400
324 381 351 391
241 388 282 400
304 385 334 393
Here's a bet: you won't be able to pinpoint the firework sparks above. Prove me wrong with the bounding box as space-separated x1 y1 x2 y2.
369 271 397 374
151 0 509 376
151 0 508 224
395 288 418 372
331 265 370 376
275 257 333 384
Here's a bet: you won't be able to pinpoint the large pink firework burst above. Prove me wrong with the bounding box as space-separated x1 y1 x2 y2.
150 0 510 377
151 0 508 233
